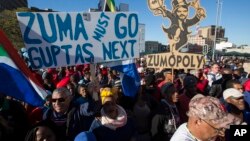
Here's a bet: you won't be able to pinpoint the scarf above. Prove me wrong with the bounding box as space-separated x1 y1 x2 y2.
100 105 127 130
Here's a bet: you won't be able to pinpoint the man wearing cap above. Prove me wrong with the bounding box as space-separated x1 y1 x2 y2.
171 95 241 141
223 88 247 123
222 88 249 141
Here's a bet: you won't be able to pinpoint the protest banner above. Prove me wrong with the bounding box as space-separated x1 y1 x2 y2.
17 12 139 69
146 0 206 70
147 0 206 52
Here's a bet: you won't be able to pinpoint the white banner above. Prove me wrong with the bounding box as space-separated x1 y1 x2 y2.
17 12 139 69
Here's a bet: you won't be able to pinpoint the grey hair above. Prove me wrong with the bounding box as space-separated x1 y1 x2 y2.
53 87 71 96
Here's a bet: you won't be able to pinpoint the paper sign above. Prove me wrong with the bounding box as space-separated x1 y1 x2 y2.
17 12 139 69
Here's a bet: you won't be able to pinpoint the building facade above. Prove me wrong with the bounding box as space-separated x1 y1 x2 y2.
145 41 168 54
198 25 228 43
188 34 214 46
145 41 159 53
139 24 145 53
188 25 228 53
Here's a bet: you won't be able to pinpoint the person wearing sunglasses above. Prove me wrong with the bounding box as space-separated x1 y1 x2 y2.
43 87 95 141
223 88 246 123
222 88 250 141
171 94 241 141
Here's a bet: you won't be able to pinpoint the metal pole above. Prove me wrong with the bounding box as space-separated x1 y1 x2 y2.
103 0 107 12
212 0 221 61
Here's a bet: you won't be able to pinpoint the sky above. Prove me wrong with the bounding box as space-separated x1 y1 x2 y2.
28 0 250 46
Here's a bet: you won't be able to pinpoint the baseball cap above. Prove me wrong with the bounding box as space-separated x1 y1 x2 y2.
187 94 241 129
223 88 243 100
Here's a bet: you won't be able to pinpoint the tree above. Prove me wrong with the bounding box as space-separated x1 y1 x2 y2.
0 7 31 49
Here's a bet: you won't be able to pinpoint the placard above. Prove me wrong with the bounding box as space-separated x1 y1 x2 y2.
17 12 139 69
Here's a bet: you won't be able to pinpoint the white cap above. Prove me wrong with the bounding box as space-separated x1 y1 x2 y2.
223 88 243 100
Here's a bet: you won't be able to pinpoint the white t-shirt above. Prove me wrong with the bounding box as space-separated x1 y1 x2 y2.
170 123 199 141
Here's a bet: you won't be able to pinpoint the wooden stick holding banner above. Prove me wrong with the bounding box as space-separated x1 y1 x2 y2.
90 61 96 82
172 68 174 83
90 58 100 86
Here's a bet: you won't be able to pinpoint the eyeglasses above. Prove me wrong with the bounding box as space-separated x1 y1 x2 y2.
201 119 225 134
51 98 66 103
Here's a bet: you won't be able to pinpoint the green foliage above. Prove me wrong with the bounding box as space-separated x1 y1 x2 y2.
0 7 31 49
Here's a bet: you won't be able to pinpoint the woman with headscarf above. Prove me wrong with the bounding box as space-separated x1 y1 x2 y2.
89 87 136 141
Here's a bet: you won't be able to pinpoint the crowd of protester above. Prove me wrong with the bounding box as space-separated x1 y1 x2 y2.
0 54 250 141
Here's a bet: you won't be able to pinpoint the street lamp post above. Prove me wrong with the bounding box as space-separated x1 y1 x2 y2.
212 0 223 61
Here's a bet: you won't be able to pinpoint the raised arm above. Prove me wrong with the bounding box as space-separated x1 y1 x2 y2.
186 0 206 26
148 0 173 19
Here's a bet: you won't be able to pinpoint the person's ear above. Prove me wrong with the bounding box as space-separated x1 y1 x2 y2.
225 98 232 104
100 88 104 93
196 118 202 126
